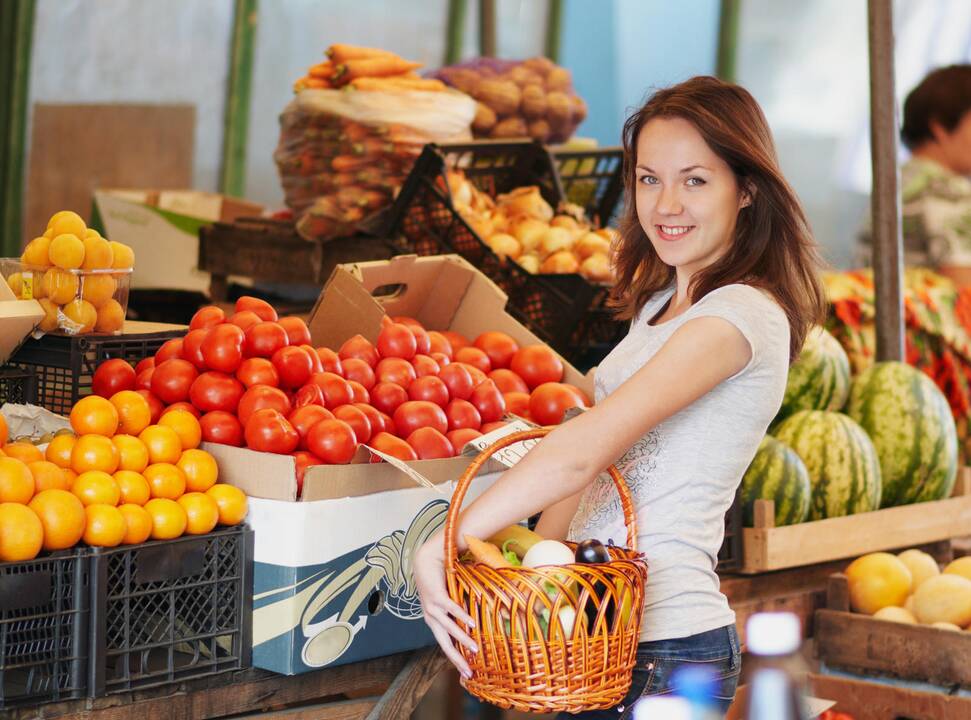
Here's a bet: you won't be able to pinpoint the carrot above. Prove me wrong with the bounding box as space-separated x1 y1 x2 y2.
336 57 423 82
327 44 397 64
293 76 330 92
331 155 372 172
349 77 446 92
308 61 335 79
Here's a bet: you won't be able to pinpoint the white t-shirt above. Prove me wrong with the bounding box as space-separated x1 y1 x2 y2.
567 283 790 642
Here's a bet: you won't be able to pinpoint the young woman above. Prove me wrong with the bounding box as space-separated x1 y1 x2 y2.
414 76 825 718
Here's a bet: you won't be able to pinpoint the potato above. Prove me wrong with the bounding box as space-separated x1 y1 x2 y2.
506 66 544 88
547 91 573 126
475 79 521 116
490 117 528 139
439 67 481 94
528 119 551 143
546 67 573 92
571 95 588 124
473 102 497 134
523 56 556 76
522 85 548 120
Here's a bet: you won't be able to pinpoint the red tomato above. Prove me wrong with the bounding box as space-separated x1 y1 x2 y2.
377 411 396 435
564 383 591 406
438 363 474 401
529 382 586 425
92 358 135 397
135 389 164 424
409 326 432 355
245 321 289 358
342 358 375 389
431 352 451 368
135 366 154 391
393 400 448 437
440 330 470 353
503 391 530 417
189 371 245 413
189 305 225 331
236 357 279 388
162 401 201 419
228 311 262 332
447 428 482 454
238 385 291 427
272 346 314 389
300 345 323 374
408 376 449 408
134 356 155 375
377 323 417 360
202 324 245 373
456 362 487 387
307 419 358 464
236 295 278 322
155 338 184 365
370 382 408 417
333 405 372 444
287 405 334 449
180 328 210 370
353 403 386 436
278 316 312 346
150 359 198 404
406 427 454 460
309 372 352 409
347 381 369 404
339 334 380 368
511 345 564 389
489 368 529 394
446 399 481 431
293 450 323 495
315 347 344 376
391 315 424 330
427 331 454 358
294 383 325 408
455 346 491 374
470 379 505 423
245 408 299 453
480 421 507 434
199 410 243 446
368 432 418 463
411 354 441 378
474 331 519 370
376 357 417 387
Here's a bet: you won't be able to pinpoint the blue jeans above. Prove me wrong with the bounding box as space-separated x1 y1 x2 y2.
556 625 742 719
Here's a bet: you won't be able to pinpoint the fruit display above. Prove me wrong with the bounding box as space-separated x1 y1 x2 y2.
277 44 475 240
0 400 245 563
739 436 811 527
772 326 851 426
432 56 588 143
445 169 616 282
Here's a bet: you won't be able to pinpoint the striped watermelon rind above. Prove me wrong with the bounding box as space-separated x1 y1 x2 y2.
846 361 958 507
741 436 811 527
773 326 851 427
773 410 882 520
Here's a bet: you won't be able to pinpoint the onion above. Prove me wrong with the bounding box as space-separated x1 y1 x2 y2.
540 251 580 274
516 254 541 273
575 232 611 260
487 233 522 260
550 215 581 233
498 186 553 221
523 540 575 568
539 227 574 257
512 218 548 253
580 253 612 283
447 171 473 208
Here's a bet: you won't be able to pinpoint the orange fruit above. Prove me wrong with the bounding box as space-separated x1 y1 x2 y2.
37 298 60 332
0 413 8 445
114 470 150 505
29 460 71 492
29 489 86 550
144 498 186 540
159 410 201 451
82 504 126 547
177 449 218 492
118 503 152 544
81 236 114 270
48 211 86 238
138 425 182 464
177 492 219 535
0 503 44 561
112 434 149 472
0 456 35 503
43 227 55 239
143 463 186 500
6 271 24 296
45 433 77 469
83 228 102 240
71 470 120 506
62 298 97 333
4 441 44 464
95 299 125 333
63 468 78 485
49 233 85 270
70 395 119 436
41 268 79 304
205 484 248 526
21 236 53 268
110 391 152 436
80 273 117 307
71 434 120 474
109 241 135 270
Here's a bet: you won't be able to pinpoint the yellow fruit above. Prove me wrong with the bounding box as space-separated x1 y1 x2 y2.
846 552 913 615
0 503 44 561
144 498 187 540
943 556 971 582
71 434 120 474
94 299 125 333
159 410 201 450
82 503 126 547
177 448 218 492
26 269 45 298
21 236 52 268
83 228 102 240
29 460 71 492
904 594 915 614
112 433 150 472
109 241 135 269
0 456 35 503
144 463 186 500
177 492 219 535
205 484 247 526
139 425 182 464
80 273 116 307
114 470 150 505
931 621 963 631
111 392 152 437
118 503 152 544
29 488 85 550
62 298 97 333
47 211 86 238
37 298 60 332
912 574 971 626
897 549 941 591
6 271 23 296
45 433 77 469
872 606 916 624
4 442 43 464
71 470 121 506
41 268 80 305
49 233 85 270
81 236 114 270
70 395 119 436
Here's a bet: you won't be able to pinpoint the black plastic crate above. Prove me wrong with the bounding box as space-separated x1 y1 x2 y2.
0 366 37 406
551 146 624 227
0 548 89 710
717 488 744 573
89 526 253 696
9 329 185 416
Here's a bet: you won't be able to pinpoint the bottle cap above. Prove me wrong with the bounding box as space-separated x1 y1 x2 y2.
632 694 692 719
746 612 801 655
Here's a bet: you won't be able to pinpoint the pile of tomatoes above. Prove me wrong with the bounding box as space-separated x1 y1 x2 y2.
91 296 589 493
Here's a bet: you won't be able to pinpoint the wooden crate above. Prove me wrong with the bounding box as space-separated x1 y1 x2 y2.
739 468 971 574
809 673 971 720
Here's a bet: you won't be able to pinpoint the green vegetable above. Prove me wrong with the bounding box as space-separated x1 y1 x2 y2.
502 540 522 566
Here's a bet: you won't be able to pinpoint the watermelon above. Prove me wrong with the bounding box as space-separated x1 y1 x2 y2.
773 326 851 426
773 410 882 520
846 361 958 507
740 436 811 526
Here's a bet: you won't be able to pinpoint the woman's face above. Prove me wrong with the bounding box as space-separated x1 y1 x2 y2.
634 116 749 279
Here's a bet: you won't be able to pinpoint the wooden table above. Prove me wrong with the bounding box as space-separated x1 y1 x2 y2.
8 648 447 720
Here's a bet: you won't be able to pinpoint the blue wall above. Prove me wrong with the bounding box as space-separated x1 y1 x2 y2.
561 0 721 147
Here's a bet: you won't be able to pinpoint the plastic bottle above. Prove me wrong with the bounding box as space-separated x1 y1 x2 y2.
740 612 811 720
672 664 720 719
632 694 692 719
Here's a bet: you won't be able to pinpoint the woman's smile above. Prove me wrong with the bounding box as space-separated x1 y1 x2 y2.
655 224 696 241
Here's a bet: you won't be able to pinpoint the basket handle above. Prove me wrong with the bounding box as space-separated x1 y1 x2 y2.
443 428 639 575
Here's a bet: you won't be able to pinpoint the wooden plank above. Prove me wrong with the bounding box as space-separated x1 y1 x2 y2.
826 573 851 613
366 647 448 720
234 697 379 719
810 673 971 720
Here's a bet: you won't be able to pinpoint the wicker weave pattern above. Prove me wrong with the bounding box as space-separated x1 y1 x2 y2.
445 429 648 713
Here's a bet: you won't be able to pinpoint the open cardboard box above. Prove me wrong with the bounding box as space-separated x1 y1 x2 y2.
0 271 43 363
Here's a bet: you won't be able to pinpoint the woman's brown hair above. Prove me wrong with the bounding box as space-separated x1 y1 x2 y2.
611 76 826 361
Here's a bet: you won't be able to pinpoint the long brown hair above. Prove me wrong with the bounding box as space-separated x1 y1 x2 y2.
611 76 825 361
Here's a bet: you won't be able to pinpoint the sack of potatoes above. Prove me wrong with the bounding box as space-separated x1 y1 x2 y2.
433 56 587 143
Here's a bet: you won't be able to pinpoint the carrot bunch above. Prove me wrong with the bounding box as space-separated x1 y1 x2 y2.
293 44 446 93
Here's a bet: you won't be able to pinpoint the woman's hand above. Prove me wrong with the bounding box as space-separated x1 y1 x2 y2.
415 531 478 678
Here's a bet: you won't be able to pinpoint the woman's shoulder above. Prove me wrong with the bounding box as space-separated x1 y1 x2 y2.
695 283 785 318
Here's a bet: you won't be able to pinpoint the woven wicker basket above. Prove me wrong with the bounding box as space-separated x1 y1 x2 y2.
445 429 648 713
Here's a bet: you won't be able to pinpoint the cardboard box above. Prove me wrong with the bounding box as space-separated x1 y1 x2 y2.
0 271 43 363
91 189 263 294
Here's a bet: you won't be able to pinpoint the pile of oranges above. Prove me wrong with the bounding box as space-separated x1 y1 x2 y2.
0 392 247 563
